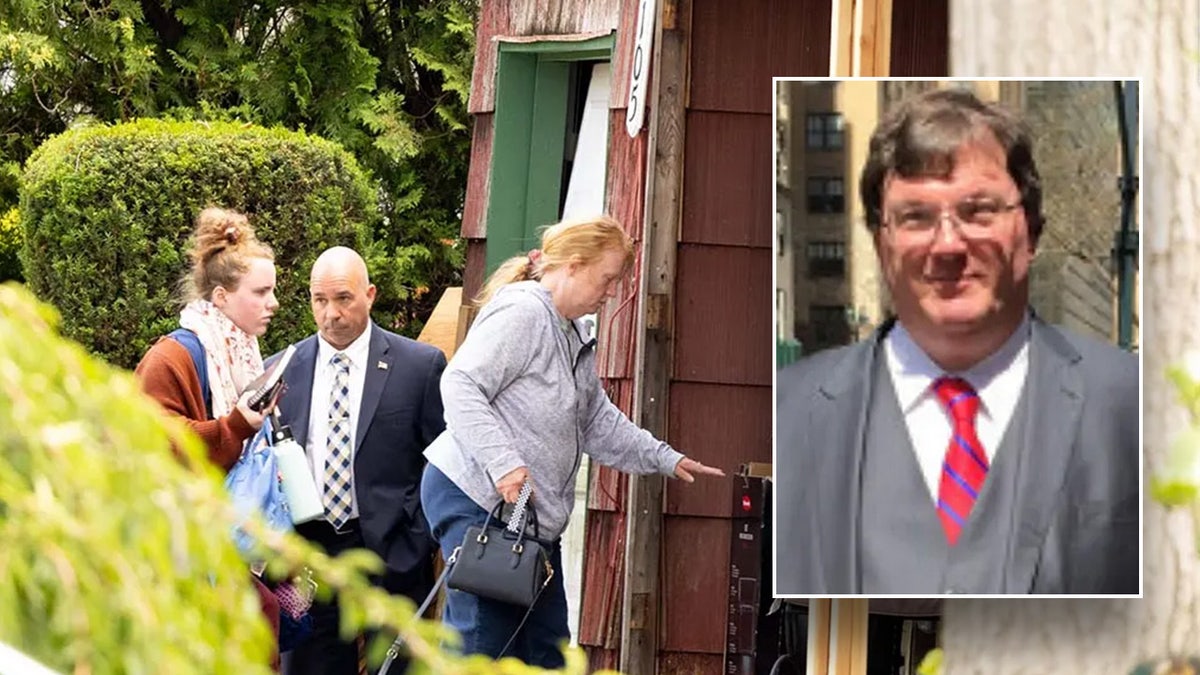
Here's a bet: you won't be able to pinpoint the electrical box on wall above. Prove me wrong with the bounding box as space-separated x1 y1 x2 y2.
725 472 771 674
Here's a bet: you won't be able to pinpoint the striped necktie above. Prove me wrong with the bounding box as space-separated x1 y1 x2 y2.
323 352 353 529
933 376 988 545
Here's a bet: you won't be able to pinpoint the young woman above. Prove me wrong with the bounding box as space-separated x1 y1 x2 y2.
135 206 282 668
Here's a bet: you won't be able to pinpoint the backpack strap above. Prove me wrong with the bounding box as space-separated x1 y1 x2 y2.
169 328 212 420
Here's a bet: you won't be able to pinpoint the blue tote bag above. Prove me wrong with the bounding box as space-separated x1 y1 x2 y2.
170 328 292 549
225 416 293 553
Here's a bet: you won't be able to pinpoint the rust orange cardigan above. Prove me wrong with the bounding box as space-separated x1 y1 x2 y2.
135 334 281 670
135 336 256 470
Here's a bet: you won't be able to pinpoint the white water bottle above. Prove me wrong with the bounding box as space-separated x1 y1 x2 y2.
271 414 325 524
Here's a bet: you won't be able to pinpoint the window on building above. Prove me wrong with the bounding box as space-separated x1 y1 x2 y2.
777 210 786 257
809 304 852 348
776 119 789 187
806 241 845 277
777 289 789 341
806 113 844 150
807 177 845 213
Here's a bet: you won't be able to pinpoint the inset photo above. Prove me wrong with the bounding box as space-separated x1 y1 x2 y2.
773 79 1142 597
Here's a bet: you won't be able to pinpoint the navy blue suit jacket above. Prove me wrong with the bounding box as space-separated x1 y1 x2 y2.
271 323 446 597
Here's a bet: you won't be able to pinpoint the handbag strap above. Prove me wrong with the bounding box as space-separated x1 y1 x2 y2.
377 542 555 674
506 481 533 534
497 575 552 660
483 481 542 542
379 546 460 675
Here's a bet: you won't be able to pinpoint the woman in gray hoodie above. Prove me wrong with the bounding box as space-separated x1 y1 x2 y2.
420 215 722 668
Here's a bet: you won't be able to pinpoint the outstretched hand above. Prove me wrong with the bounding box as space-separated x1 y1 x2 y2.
673 457 725 483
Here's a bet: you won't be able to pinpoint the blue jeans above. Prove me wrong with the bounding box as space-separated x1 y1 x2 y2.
420 464 569 668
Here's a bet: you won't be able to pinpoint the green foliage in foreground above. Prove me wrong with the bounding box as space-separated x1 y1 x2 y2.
0 282 615 675
1154 359 1200 509
917 648 943 675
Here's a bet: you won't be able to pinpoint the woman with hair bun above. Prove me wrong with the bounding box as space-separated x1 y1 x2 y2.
135 206 283 668
138 206 279 467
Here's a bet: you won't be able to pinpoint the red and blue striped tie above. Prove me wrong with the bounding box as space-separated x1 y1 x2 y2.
933 377 988 545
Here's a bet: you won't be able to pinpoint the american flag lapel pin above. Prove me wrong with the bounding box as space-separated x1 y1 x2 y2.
377 361 388 370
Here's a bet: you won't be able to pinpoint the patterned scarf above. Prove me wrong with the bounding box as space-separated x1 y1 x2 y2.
179 299 264 417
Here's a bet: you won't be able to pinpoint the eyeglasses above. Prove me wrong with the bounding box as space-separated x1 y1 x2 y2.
883 198 1022 238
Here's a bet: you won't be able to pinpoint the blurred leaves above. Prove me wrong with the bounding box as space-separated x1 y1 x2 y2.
917 648 944 675
0 281 273 673
0 282 620 674
1155 357 1200 508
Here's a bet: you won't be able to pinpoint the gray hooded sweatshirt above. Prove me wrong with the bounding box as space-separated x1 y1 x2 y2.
424 280 683 539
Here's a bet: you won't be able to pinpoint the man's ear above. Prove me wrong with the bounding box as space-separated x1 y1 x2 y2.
366 284 377 307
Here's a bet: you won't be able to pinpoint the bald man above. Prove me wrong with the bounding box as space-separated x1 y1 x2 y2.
273 247 446 674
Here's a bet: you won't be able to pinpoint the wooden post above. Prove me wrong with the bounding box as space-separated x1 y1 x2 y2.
807 599 868 675
830 0 893 76
807 599 832 674
828 599 869 675
619 0 689 673
858 0 893 77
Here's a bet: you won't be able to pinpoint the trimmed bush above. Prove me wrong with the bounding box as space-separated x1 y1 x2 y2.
20 119 377 368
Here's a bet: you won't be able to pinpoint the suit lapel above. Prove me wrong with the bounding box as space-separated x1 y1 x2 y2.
811 326 886 593
1004 317 1083 592
281 336 318 449
356 325 391 450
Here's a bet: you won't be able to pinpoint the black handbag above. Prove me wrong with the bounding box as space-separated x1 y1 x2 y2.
378 482 553 675
446 482 553 608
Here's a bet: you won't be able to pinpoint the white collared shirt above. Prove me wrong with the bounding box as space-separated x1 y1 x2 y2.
306 324 373 520
883 316 1031 503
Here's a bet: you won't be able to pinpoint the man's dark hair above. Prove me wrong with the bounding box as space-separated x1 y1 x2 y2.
859 88 1044 242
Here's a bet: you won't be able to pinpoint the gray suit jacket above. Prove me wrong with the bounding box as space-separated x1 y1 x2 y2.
775 316 1139 595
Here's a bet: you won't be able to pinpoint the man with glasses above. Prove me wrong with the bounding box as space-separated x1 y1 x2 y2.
775 88 1138 595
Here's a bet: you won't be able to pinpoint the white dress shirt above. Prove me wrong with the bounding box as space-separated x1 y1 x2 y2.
306 324 373 520
883 315 1031 502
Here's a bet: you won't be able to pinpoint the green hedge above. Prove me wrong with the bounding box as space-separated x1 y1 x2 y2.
20 119 377 368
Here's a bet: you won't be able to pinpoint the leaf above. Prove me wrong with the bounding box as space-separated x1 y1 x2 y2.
917 648 944 675
1150 479 1199 508
1153 427 1200 507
